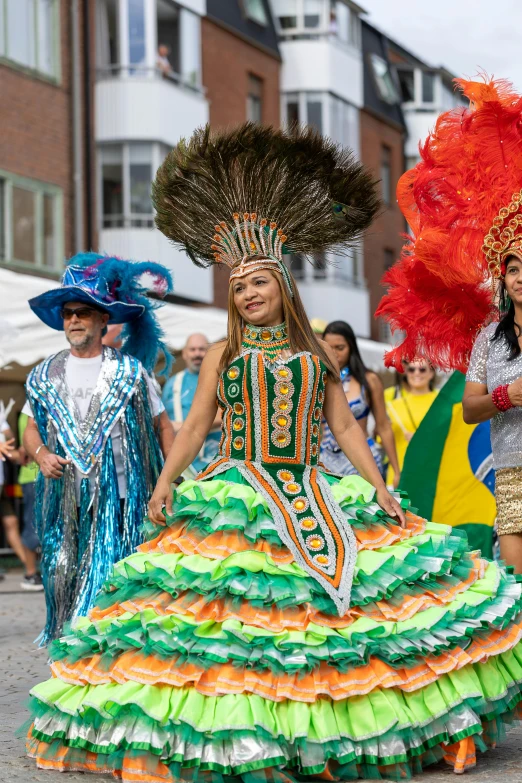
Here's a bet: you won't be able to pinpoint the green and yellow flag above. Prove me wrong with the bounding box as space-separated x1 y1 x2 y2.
400 372 496 557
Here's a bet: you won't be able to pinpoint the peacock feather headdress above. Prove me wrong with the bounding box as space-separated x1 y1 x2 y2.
152 123 380 295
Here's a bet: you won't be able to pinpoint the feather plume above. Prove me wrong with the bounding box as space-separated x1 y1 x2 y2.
152 123 380 266
376 75 522 372
67 253 173 375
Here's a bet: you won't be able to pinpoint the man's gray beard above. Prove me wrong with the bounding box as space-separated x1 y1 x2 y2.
66 331 97 350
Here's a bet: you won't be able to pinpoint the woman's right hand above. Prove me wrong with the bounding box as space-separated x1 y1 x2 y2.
148 479 174 526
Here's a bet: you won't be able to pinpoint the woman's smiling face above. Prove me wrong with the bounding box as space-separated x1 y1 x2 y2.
504 255 522 306
232 269 284 326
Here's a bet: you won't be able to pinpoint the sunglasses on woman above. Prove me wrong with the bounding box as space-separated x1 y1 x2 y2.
406 366 428 375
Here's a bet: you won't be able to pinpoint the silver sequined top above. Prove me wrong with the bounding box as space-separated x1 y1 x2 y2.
466 322 522 469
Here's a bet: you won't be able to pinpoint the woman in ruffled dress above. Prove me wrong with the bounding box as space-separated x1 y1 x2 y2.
27 121 522 780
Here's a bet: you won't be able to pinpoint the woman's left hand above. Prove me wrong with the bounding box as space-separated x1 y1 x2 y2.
376 486 406 528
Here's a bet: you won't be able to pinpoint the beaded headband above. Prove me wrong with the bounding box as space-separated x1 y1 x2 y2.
213 212 294 297
482 189 522 279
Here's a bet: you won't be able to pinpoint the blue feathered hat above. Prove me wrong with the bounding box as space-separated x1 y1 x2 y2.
29 253 174 373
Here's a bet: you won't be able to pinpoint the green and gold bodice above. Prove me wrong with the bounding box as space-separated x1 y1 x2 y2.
198 323 356 616
215 323 327 467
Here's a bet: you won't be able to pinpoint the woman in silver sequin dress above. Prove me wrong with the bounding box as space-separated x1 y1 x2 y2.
464 255 522 572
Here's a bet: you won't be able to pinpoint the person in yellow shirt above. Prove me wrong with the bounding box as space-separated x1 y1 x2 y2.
386 360 438 486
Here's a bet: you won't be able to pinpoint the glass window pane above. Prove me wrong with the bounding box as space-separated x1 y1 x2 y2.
304 0 321 28
247 74 263 123
157 0 180 75
180 9 200 87
128 0 145 67
306 95 323 134
334 2 348 42
0 180 5 260
278 0 297 29
398 69 414 102
38 0 55 76
43 192 56 267
313 252 327 279
13 186 36 263
288 254 305 280
244 0 268 25
370 54 399 104
102 147 124 227
7 0 36 68
422 71 435 103
285 93 300 126
129 144 152 221
381 145 392 206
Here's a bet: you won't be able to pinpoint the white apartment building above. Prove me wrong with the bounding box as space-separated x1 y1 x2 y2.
273 0 370 335
94 0 213 302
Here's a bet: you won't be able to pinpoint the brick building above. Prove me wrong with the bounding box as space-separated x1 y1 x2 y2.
360 20 407 342
0 0 95 281
202 0 281 307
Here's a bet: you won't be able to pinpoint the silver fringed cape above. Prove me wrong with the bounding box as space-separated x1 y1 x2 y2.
26 347 163 644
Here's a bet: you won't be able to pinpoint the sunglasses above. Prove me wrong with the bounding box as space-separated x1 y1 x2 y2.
60 307 98 320
406 366 428 375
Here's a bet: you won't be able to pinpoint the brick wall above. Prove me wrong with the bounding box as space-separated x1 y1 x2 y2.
0 0 96 273
360 109 405 341
202 16 281 308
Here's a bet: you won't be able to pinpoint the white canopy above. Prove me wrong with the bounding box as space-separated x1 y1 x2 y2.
0 268 390 371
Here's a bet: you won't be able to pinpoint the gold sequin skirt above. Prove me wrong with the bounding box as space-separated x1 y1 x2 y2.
495 466 522 535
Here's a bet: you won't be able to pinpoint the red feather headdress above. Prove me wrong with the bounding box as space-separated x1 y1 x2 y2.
376 76 522 372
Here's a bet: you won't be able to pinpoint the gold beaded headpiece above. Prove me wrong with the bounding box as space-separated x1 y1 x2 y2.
482 189 522 279
212 212 294 295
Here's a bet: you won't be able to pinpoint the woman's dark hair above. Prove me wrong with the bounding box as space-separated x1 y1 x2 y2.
493 280 520 359
323 320 373 411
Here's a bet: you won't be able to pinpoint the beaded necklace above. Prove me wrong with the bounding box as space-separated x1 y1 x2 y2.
242 322 290 361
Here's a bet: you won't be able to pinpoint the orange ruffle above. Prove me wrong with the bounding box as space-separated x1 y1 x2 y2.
51 620 522 702
89 553 483 630
351 511 425 550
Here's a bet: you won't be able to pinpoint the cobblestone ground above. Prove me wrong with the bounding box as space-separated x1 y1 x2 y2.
2 571 522 782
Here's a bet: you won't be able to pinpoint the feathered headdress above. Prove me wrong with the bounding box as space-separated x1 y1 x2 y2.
29 252 173 374
376 76 522 372
152 123 380 295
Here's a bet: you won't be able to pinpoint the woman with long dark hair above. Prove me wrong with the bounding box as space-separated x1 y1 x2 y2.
464 256 522 572
320 320 401 486
26 123 522 780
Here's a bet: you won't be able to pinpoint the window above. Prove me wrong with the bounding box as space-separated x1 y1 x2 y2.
0 0 59 78
381 145 392 207
247 74 263 123
129 144 153 224
243 0 268 25
99 143 160 230
179 8 201 87
0 171 63 271
335 2 360 47
287 254 305 280
369 53 400 104
422 70 435 103
313 252 327 279
128 0 146 68
384 248 395 271
397 68 415 102
285 93 300 126
329 94 358 148
277 0 329 35
306 93 323 134
101 146 124 228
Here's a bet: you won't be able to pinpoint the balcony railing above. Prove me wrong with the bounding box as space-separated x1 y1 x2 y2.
95 64 205 96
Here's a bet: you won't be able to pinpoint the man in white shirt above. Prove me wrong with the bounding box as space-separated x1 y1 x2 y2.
23 253 174 642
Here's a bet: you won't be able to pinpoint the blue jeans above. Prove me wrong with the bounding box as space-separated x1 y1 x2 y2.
21 483 40 551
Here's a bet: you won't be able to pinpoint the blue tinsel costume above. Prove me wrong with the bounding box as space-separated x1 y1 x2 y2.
26 253 173 643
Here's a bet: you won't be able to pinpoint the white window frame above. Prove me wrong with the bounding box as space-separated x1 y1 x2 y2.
276 0 330 37
98 141 168 231
0 169 64 273
0 0 61 82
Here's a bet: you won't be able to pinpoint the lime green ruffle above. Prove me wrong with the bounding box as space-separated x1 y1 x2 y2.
50 560 522 674
30 647 522 757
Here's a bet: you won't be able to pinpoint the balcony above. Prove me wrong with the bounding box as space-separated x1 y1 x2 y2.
95 68 208 147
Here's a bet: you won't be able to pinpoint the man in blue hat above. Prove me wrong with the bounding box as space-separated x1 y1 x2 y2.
22 253 175 643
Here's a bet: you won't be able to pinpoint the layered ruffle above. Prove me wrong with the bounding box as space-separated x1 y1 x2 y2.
27 469 521 780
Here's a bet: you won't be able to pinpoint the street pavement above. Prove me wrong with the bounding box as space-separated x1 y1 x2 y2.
2 570 522 782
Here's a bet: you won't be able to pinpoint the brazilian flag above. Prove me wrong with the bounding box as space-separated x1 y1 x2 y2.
400 372 496 557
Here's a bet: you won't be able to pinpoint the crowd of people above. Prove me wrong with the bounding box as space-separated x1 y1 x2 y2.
2 76 522 781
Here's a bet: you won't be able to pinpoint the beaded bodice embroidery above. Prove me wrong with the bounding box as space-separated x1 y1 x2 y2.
197 326 357 616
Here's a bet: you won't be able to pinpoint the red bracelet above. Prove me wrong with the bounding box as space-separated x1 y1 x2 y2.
492 384 513 412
